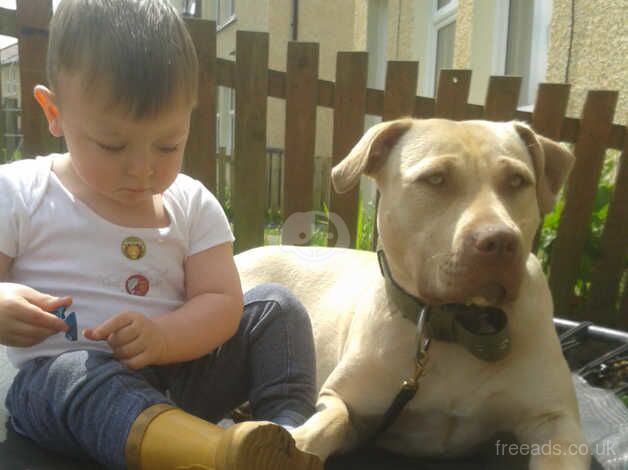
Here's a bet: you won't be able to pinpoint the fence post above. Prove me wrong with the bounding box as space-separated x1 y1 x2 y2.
329 52 368 249
281 41 319 246
184 18 217 194
371 61 419 248
232 31 269 253
530 83 570 139
587 136 628 326
16 0 57 158
549 90 618 318
483 76 522 121
434 69 471 121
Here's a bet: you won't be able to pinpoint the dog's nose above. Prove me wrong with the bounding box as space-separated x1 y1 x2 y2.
473 226 519 258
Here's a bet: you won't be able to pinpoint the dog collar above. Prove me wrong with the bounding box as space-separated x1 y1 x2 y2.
377 250 511 362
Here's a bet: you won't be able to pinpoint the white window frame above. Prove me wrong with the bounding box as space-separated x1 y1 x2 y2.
422 0 458 97
492 0 553 109
216 0 236 30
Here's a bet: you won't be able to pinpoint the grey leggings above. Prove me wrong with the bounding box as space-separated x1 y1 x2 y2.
5 283 317 469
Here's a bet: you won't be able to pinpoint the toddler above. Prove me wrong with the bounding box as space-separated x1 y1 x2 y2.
0 1 320 469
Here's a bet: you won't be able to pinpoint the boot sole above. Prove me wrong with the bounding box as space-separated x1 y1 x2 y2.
215 421 323 470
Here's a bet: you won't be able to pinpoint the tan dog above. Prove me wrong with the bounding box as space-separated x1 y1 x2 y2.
235 119 589 469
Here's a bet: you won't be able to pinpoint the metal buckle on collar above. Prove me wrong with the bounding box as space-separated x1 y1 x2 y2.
402 306 432 394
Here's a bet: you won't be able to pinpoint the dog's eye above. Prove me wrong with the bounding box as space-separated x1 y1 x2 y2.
508 174 526 188
426 173 445 186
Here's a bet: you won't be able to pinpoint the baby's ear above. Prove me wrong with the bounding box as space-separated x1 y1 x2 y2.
514 122 575 215
34 85 63 137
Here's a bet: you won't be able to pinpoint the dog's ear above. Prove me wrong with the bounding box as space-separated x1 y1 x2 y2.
331 118 413 193
514 123 575 215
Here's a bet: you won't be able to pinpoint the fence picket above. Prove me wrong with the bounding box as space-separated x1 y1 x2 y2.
434 69 471 121
329 52 368 249
415 96 435 119
531 83 570 139
371 61 419 247
549 90 618 317
484 76 522 121
587 135 628 326
383 61 419 120
17 0 58 157
184 18 216 194
232 31 269 253
282 42 319 245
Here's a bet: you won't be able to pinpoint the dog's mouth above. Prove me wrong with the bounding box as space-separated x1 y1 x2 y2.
464 282 507 307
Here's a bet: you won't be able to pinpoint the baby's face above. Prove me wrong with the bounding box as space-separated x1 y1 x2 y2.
52 73 193 210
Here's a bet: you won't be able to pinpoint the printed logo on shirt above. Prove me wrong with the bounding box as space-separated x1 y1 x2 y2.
98 268 167 291
121 236 146 260
125 274 150 296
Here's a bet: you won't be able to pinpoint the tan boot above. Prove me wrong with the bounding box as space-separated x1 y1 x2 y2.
125 403 323 470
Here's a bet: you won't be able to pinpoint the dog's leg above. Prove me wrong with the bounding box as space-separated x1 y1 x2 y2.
291 389 360 462
515 411 590 470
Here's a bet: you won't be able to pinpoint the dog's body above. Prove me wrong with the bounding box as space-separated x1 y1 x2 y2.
236 119 589 469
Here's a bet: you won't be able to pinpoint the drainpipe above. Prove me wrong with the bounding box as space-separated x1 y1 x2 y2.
291 0 299 40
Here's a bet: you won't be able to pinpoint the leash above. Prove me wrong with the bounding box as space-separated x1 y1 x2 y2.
366 250 512 444
366 305 431 446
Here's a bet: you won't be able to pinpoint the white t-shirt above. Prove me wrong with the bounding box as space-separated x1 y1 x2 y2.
0 155 234 368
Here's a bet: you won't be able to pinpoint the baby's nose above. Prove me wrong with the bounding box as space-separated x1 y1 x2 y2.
127 153 155 177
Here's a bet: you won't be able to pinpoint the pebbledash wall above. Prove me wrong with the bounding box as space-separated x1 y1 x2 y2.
545 0 626 125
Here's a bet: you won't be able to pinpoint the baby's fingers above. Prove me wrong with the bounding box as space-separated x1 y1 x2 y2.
2 323 60 347
107 326 140 350
84 312 135 341
112 338 144 360
20 286 71 313
20 301 68 332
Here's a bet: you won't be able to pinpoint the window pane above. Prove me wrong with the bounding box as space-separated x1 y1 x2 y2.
437 0 452 10
506 0 534 105
182 0 196 16
434 21 456 92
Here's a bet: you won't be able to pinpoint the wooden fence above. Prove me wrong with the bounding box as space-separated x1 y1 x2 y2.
1 1 626 328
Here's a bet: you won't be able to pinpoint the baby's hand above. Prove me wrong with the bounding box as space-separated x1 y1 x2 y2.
83 312 167 369
0 283 71 347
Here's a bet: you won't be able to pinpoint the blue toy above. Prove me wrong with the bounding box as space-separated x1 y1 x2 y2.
49 306 78 341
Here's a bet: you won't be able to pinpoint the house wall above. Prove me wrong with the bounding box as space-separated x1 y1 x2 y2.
292 1 357 157
546 0 627 125
465 0 502 105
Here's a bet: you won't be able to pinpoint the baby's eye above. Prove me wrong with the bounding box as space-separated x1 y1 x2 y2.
158 145 180 154
97 142 125 152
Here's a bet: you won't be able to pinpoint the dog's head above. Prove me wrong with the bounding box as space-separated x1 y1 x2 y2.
331 118 574 306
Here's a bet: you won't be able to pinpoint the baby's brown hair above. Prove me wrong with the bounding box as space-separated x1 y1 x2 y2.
47 0 199 118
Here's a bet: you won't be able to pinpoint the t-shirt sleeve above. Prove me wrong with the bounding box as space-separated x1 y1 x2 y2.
187 181 235 256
